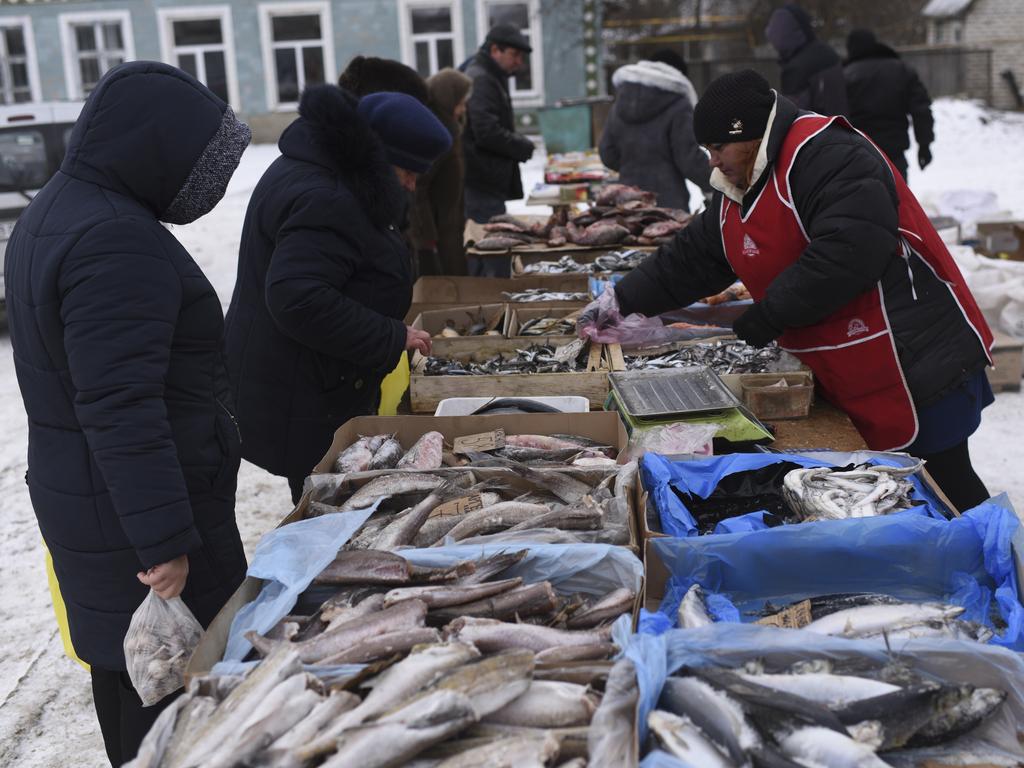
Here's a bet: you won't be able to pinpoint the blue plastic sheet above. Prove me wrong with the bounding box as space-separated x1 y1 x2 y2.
641 451 950 538
221 506 378 661
640 751 689 768
650 495 1024 648
625 622 1024 753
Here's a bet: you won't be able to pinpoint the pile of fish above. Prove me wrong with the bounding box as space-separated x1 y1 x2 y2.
517 314 578 337
649 656 1008 768
782 463 925 521
432 308 506 338
422 341 590 376
246 550 634 666
626 340 785 374
502 289 590 303
474 195 691 251
333 432 445 474
520 250 650 275
129 631 623 768
678 585 998 644
313 438 635 548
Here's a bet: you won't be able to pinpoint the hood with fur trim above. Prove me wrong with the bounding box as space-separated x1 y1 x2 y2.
610 61 699 124
277 85 406 229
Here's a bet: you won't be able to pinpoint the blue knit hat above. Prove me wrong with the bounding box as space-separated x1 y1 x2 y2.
356 91 452 173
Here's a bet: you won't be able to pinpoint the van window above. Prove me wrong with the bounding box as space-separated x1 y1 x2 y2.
0 129 49 189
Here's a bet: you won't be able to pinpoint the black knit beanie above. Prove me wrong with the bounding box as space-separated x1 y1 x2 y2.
693 69 775 145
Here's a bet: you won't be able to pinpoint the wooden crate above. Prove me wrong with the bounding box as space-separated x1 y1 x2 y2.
408 338 613 413
412 275 590 306
988 329 1023 392
410 303 510 356
507 305 585 344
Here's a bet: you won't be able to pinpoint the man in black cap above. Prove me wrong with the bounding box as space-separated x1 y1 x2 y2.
462 22 535 276
585 70 996 512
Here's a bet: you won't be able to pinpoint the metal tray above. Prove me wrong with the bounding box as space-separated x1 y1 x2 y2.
609 366 742 419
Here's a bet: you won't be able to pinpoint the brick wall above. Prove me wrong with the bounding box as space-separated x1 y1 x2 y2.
963 0 1024 109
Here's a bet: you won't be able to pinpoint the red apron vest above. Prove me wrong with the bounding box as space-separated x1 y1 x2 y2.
719 114 993 450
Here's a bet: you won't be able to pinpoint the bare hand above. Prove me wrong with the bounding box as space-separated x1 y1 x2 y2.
138 555 189 600
405 326 432 356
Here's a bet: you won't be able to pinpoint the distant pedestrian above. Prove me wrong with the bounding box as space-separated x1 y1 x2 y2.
5 62 250 766
462 23 536 277
844 28 934 179
410 68 473 275
600 56 712 211
765 3 849 116
224 87 450 503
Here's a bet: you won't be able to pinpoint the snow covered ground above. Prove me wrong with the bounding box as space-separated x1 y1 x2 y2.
1 99 1022 766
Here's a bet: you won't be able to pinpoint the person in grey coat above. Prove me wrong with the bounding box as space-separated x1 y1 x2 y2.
599 59 712 211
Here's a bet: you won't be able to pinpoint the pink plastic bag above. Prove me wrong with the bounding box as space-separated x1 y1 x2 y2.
578 285 728 349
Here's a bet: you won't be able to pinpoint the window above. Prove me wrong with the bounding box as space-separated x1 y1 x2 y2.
0 19 39 104
59 11 135 99
258 3 335 110
0 129 49 189
158 7 240 109
399 1 464 78
477 0 543 104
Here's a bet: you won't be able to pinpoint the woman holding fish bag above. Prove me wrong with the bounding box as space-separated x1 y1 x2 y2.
595 70 995 510
224 87 451 503
5 63 251 765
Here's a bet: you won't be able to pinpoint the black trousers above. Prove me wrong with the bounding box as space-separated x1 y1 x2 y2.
914 439 990 512
90 667 181 767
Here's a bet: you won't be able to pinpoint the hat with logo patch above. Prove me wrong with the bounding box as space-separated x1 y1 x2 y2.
693 69 775 145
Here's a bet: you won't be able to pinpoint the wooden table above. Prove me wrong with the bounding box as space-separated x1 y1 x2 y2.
762 396 867 452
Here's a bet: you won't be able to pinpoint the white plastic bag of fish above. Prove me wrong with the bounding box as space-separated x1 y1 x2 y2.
624 422 718 461
124 590 203 706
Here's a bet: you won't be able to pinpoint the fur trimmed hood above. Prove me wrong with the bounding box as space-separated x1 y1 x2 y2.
612 61 698 105
278 84 406 229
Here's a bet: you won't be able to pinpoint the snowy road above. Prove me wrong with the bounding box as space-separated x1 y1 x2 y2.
1 100 1023 766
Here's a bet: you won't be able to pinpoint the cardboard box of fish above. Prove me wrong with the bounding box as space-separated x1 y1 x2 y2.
300 413 638 550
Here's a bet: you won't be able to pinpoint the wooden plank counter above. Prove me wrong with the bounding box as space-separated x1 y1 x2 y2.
762 396 867 452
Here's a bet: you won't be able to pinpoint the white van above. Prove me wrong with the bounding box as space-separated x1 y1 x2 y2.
0 101 83 323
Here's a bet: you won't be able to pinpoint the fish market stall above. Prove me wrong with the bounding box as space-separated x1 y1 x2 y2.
409 276 590 318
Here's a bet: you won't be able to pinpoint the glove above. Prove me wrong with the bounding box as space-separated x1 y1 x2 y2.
732 303 782 348
579 285 621 329
918 146 932 171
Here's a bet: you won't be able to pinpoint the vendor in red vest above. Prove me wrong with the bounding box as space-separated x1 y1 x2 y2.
608 69 995 511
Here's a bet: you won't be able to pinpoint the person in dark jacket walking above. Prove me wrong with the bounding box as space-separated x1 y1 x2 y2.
462 23 535 277
4 61 250 766
586 70 994 511
224 87 450 503
766 3 849 116
599 58 712 211
411 68 473 275
844 28 935 180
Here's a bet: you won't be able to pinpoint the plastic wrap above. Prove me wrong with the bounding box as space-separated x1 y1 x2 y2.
641 451 951 537
624 423 718 462
124 591 203 706
222 506 378 661
650 496 1023 647
578 283 723 348
626 622 1024 755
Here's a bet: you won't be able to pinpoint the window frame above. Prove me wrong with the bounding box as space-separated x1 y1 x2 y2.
257 1 335 112
475 0 544 107
397 0 464 79
0 16 41 105
58 10 136 100
157 5 240 111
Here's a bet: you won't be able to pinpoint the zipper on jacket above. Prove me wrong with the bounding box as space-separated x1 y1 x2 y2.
216 398 242 444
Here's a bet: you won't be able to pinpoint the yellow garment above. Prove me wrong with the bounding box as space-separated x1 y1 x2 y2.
45 546 89 670
378 352 410 416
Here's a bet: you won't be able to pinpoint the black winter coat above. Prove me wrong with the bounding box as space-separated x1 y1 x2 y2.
616 95 988 409
4 62 247 670
599 63 712 211
411 115 467 275
462 51 534 200
845 44 934 172
780 39 850 117
224 86 412 480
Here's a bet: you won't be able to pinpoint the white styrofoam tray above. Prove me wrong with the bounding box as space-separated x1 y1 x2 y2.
434 395 590 417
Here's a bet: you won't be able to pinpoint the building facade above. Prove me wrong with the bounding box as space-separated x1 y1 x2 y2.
924 0 1024 110
0 0 601 140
